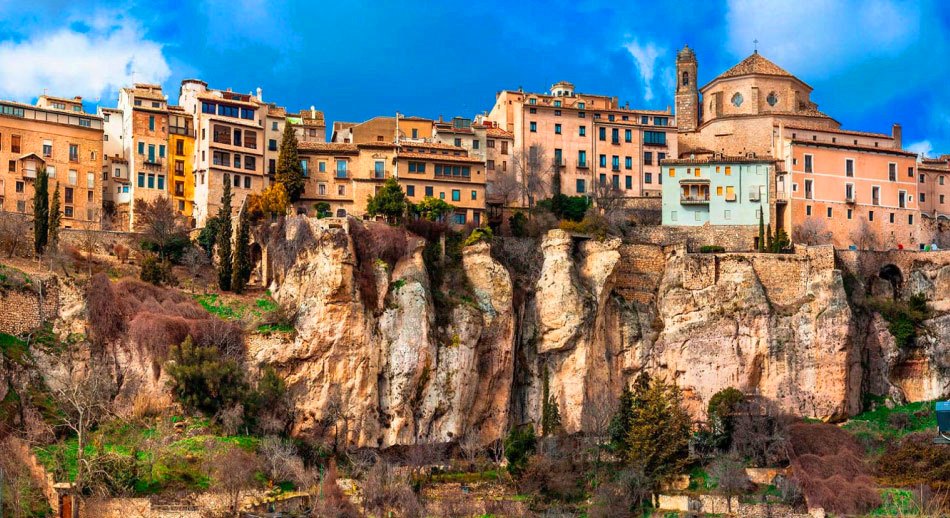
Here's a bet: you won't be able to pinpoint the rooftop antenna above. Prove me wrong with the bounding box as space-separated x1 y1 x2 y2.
754 39 759 54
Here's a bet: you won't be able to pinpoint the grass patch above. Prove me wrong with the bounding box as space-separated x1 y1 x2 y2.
0 332 30 364
687 466 711 491
868 488 917 516
866 294 931 348
843 398 937 451
430 469 500 484
256 323 294 335
195 293 283 324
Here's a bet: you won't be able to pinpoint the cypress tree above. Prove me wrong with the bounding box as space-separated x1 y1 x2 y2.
33 167 50 255
758 209 765 252
540 367 561 437
48 181 62 250
275 123 304 202
217 174 233 291
231 207 251 294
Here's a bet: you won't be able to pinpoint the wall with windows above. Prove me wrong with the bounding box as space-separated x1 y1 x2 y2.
662 160 771 228
918 160 950 219
296 143 362 218
787 141 921 249
168 133 195 223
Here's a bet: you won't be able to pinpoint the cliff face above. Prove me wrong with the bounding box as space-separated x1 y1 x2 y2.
259 220 950 447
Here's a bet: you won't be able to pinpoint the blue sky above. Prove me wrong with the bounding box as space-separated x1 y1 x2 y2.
0 0 947 155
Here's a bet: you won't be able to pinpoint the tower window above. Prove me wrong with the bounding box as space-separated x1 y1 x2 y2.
682 71 689 86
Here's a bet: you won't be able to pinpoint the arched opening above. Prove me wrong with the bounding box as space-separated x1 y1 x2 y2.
878 264 903 298
335 208 347 218
681 71 689 86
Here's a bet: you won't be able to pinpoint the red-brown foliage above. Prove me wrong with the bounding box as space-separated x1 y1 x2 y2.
87 273 127 346
877 432 950 490
405 218 448 242
349 219 411 308
788 422 880 515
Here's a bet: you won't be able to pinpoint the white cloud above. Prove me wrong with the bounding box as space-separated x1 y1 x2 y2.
724 0 920 77
0 14 170 102
624 39 664 102
906 140 933 158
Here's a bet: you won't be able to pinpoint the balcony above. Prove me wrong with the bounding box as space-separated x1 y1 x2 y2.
368 169 388 180
611 139 620 145
680 194 710 204
143 157 165 169
576 160 589 169
116 191 131 205
774 191 788 204
845 193 856 204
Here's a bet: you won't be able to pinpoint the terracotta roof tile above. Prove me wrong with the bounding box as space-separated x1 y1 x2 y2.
781 124 892 139
298 142 358 154
400 141 467 151
718 52 795 80
398 152 483 164
790 139 917 157
485 127 513 138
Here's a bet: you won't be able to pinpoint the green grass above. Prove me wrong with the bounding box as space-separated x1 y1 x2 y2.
0 332 30 364
430 469 501 484
256 323 294 334
687 466 711 491
843 397 937 451
195 293 282 324
868 488 917 516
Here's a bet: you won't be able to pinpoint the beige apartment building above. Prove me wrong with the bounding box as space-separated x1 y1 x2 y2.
918 156 950 222
486 81 677 203
0 95 103 228
179 80 267 226
116 84 172 229
433 116 515 206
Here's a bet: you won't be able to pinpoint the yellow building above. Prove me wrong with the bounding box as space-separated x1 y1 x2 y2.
168 106 196 225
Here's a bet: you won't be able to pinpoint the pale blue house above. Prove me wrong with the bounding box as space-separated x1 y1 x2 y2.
661 157 772 227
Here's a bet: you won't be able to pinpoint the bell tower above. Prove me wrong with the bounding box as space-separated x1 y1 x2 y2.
675 45 699 133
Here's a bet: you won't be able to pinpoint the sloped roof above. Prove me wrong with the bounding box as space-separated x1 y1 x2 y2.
718 52 795 80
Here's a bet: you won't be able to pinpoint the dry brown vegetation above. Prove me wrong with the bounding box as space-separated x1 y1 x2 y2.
86 273 242 366
788 422 880 515
349 219 411 309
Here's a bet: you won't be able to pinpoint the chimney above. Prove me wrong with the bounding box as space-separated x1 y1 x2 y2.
310 105 315 118
892 123 902 149
256 87 263 101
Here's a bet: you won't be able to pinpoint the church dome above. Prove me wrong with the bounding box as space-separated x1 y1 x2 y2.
677 45 696 61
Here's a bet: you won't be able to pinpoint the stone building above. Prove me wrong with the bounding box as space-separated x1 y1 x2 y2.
673 45 921 249
918 155 950 221
178 80 267 226
116 84 172 230
0 95 103 228
433 116 515 206
486 81 677 203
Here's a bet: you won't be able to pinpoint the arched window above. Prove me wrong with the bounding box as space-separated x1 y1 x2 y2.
681 71 690 86
767 92 778 107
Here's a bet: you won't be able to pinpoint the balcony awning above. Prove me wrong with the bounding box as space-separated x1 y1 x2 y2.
18 153 46 163
679 178 710 184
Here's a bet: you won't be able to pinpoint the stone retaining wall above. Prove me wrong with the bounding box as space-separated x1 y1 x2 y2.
0 277 59 335
626 224 760 252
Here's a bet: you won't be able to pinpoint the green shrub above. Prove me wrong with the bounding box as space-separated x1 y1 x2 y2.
504 425 537 475
867 293 931 348
140 255 174 286
537 194 590 222
314 201 331 218
699 245 725 253
462 226 493 247
509 212 528 237
165 336 247 417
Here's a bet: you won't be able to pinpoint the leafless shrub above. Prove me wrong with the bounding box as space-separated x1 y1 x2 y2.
312 459 360 518
130 392 168 420
0 211 32 258
731 398 792 468
362 461 422 518
188 318 244 360
259 436 305 484
128 312 192 363
708 452 751 512
434 492 472 518
0 437 51 516
792 217 833 246
113 242 130 263
182 246 210 277
206 445 260 515
849 217 881 251
519 444 587 501
217 404 245 436
86 273 127 346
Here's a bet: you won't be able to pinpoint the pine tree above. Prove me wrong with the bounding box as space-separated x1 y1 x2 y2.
48 181 62 250
758 209 766 252
217 175 234 291
366 177 408 222
231 207 251 294
33 167 50 255
275 123 304 202
608 385 636 451
624 374 691 490
540 367 561 437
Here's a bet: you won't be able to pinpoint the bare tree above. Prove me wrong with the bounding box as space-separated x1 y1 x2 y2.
258 436 305 485
792 217 833 246
206 445 259 515
511 144 551 208
458 426 482 464
488 167 523 207
708 452 750 512
48 361 115 518
134 196 187 261
592 176 626 217
731 398 791 468
849 217 881 251
581 389 617 465
0 211 32 258
322 387 354 453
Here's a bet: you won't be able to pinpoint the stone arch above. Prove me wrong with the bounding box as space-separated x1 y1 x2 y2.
682 70 689 86
879 263 903 297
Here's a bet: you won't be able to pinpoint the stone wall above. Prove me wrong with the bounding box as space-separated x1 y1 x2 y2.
0 277 59 335
673 244 835 307
59 228 139 255
836 249 950 279
614 243 667 304
626 224 759 252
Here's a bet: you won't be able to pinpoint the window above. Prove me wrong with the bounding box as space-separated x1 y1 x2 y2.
335 160 348 178
217 104 239 118
641 116 648 124
487 159 495 170
872 186 880 205
804 179 813 199
158 175 166 190
175 160 185 175
804 154 813 173
576 179 585 193
920 193 926 202
599 127 606 141
643 131 666 145
669 167 675 177
500 141 508 154
846 159 854 177
806 205 812 216
149 115 155 131
64 206 73 218
869 210 874 221
579 126 586 136
625 156 632 169
654 117 669 126
578 102 585 109
612 155 620 171
612 175 620 188
625 176 633 189
845 183 854 201
908 166 914 178
624 129 632 143
233 129 243 147
889 212 895 223
472 140 479 150
239 108 254 120
159 145 165 158
471 190 477 200
827 207 833 218
244 131 257 149
244 156 256 171
7 160 14 173
724 166 731 176
15 181 24 193
147 173 155 189
453 212 466 225
202 102 216 114
69 144 79 162
908 214 914 225
454 138 461 146
425 186 434 197
42 141 52 157
319 161 326 173
644 152 653 165
212 151 229 167
137 172 145 187
554 124 562 135
11 135 20 153
578 150 587 167
888 163 896 181
578 111 586 118
243 176 250 189
487 139 495 148
68 170 77 185
528 98 537 105
451 189 460 202
554 110 561 116
611 128 619 144
213 125 230 144
411 128 418 139
599 154 607 167
529 122 537 132
847 209 853 219
338 184 346 196
86 172 94 188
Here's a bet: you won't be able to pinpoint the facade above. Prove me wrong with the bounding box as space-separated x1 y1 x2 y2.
263 104 286 182
168 106 196 224
433 116 515 206
0 95 103 228
918 156 950 221
98 106 130 223
179 80 266 226
662 158 772 231
118 84 171 230
296 142 363 217
486 81 677 203
396 141 486 225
